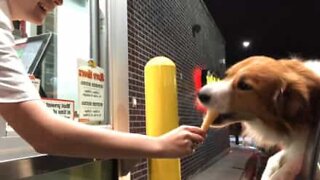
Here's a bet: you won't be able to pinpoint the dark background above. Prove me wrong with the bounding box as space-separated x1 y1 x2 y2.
204 0 320 67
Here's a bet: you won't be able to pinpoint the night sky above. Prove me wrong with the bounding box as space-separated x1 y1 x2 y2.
204 0 320 67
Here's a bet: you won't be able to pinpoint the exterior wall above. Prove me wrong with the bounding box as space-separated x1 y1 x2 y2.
127 0 229 179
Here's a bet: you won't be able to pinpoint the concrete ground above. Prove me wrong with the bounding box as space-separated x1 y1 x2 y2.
188 146 259 180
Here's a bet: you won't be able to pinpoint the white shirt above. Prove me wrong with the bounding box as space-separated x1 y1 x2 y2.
0 0 40 103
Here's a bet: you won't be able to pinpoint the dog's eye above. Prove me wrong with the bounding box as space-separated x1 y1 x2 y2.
237 80 253 91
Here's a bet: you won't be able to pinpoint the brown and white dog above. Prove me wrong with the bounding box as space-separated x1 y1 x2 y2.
198 56 320 180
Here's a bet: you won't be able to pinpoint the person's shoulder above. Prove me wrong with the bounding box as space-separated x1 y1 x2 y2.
0 0 14 31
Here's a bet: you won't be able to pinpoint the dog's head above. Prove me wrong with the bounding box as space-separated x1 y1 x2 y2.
198 56 319 129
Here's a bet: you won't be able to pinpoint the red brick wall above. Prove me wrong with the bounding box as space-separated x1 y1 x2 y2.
127 0 229 179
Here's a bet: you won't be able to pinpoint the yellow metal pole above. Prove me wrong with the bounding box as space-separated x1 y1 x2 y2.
145 56 181 180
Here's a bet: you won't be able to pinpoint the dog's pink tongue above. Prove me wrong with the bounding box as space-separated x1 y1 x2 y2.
201 109 219 132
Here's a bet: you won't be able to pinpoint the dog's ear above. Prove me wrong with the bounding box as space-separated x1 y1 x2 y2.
273 78 309 122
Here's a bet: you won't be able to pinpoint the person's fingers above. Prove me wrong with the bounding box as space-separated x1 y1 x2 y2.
181 125 206 137
189 133 204 144
186 139 194 154
186 138 199 155
186 139 193 147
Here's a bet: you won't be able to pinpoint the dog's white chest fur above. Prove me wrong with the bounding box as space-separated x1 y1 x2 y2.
243 120 286 147
304 60 320 76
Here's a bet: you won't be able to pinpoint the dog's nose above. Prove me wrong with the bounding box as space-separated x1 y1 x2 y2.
198 92 211 104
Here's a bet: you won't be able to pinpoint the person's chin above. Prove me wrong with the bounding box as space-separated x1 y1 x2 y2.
31 18 45 25
29 14 46 25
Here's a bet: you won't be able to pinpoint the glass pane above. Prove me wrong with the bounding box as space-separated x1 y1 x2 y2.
7 0 109 134
40 0 90 101
40 0 108 125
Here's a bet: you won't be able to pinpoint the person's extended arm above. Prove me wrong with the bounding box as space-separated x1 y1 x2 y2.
0 100 204 159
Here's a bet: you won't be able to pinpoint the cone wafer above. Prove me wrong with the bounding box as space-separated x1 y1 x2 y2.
201 109 219 132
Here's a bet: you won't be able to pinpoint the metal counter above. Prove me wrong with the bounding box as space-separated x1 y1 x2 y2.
0 155 117 180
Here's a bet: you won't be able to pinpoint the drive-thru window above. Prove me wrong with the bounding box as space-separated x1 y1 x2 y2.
0 1 129 179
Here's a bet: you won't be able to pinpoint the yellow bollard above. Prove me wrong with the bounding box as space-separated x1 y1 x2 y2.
145 56 181 180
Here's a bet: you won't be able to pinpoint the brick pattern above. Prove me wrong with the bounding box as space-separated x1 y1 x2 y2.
127 0 229 179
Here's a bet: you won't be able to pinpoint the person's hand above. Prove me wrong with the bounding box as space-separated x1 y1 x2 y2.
154 125 206 158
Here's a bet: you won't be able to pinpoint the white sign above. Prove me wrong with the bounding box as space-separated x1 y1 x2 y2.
29 75 41 92
42 98 75 119
78 60 105 123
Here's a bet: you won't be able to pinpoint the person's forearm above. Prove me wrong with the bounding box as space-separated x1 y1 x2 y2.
42 118 162 159
1 100 204 159
2 101 162 159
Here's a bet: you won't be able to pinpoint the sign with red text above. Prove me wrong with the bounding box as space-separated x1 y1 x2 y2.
42 98 75 119
29 75 41 92
78 59 105 123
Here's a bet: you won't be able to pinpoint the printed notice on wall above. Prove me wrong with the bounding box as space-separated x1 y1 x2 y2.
78 59 105 123
42 98 75 119
29 75 41 92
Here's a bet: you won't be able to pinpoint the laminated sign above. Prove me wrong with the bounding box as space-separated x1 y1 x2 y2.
42 98 75 119
78 59 105 123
